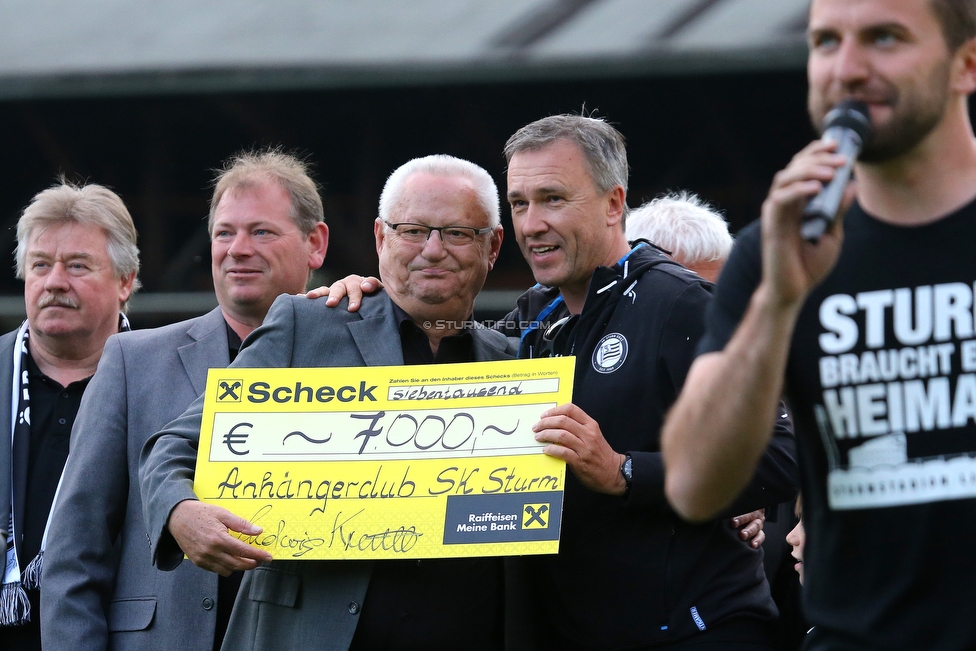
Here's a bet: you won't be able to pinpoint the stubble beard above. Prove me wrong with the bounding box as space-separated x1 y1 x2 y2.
808 61 952 163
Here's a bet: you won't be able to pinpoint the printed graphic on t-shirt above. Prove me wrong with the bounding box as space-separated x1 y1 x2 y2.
814 281 976 509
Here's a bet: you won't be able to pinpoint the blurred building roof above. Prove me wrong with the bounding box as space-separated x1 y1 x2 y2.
1 0 809 99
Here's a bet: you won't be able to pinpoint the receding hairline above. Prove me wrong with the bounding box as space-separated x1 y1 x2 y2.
505 134 589 164
505 138 609 197
215 173 290 207
213 174 311 226
208 147 324 238
393 169 494 222
379 154 501 228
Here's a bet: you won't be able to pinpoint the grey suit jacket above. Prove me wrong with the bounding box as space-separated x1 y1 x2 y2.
41 308 231 651
140 292 516 651
0 329 16 550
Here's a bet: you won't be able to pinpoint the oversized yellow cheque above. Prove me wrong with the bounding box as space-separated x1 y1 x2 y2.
194 357 574 561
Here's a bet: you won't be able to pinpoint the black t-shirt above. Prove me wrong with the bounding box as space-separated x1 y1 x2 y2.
699 199 976 650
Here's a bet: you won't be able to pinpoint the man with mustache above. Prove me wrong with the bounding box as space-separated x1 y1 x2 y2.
0 182 140 651
662 1 976 649
40 149 328 651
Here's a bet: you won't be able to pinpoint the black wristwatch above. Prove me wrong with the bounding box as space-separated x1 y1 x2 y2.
620 454 633 495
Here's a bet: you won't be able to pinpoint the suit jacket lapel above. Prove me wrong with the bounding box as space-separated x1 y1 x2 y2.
178 308 231 396
347 295 514 365
471 327 514 362
347 293 404 367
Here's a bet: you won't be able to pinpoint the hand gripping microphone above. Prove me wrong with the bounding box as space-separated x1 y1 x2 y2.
801 99 872 243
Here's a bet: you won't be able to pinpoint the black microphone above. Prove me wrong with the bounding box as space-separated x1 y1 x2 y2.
801 99 872 243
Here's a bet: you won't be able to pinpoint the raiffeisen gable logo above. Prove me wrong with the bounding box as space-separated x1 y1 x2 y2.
442 492 562 545
230 379 380 404
216 379 243 403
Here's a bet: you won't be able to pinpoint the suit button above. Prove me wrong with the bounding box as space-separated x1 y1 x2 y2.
348 602 360 614
202 598 214 610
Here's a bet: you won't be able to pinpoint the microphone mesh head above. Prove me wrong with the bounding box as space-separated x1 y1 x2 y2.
822 99 872 142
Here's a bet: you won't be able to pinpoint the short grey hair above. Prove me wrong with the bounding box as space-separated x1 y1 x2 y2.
627 191 733 265
379 155 500 228
503 114 630 214
210 147 324 237
16 180 141 305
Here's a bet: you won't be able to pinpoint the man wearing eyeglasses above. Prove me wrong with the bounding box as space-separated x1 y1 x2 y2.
318 116 798 650
139 154 515 651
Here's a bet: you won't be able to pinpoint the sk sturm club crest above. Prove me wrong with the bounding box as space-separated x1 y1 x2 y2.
592 333 628 374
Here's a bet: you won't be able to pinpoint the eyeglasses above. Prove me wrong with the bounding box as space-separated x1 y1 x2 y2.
383 221 492 247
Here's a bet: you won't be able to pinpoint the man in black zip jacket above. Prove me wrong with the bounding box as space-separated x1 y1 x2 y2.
498 114 797 651
313 116 797 649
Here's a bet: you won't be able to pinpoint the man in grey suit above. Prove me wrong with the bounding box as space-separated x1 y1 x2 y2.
141 154 515 651
1 181 139 651
41 149 329 651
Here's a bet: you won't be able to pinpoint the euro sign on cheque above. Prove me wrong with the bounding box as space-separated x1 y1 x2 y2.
194 357 575 560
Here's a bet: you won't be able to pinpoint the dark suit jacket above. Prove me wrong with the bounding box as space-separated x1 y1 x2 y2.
0 329 16 551
140 292 516 651
42 308 231 651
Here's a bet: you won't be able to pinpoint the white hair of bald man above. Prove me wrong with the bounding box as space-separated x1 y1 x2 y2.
379 154 500 228
627 191 733 266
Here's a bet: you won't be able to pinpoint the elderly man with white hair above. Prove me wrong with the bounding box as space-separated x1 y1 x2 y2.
626 191 734 283
140 154 515 651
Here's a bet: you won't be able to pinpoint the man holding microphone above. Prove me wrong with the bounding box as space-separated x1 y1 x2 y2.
662 1 976 649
